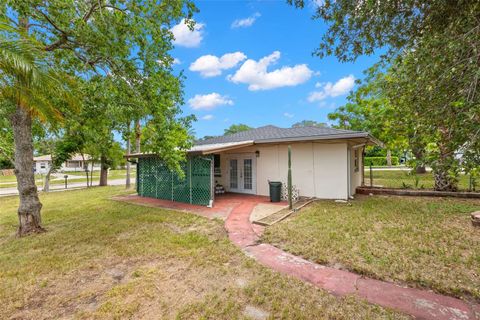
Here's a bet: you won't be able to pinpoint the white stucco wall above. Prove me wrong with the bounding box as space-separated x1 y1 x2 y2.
217 142 350 199
33 161 101 174
34 161 51 174
349 145 364 196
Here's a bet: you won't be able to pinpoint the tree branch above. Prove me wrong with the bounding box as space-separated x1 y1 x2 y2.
83 3 99 22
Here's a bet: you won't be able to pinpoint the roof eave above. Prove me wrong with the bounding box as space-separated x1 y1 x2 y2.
254 133 380 145
124 153 158 159
189 141 254 154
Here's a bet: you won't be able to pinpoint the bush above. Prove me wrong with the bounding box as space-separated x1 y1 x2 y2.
365 146 386 157
365 156 399 166
0 158 13 169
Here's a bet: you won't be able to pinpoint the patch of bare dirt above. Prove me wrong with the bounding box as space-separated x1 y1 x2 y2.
9 253 254 319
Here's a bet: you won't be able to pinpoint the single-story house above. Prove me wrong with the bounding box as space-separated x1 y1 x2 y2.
130 125 381 206
33 154 100 174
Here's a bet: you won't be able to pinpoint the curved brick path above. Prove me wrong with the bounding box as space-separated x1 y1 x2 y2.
224 195 479 320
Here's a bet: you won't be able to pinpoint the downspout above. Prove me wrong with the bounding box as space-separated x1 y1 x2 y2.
347 146 351 200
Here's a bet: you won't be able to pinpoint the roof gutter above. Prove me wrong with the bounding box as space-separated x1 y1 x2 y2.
254 132 382 145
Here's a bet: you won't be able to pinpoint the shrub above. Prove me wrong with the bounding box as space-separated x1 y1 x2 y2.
364 156 399 166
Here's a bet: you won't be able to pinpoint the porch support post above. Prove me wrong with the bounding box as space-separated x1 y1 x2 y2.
189 157 192 204
288 145 292 210
361 146 365 186
210 155 214 205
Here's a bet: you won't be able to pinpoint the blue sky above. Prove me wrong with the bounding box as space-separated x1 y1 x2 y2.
170 0 380 139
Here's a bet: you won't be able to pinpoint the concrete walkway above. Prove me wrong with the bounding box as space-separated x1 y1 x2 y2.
223 195 479 320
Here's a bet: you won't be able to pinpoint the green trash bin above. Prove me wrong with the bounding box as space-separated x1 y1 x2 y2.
269 181 282 202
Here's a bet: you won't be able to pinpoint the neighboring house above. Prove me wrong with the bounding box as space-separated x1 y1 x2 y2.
131 125 381 206
33 154 100 174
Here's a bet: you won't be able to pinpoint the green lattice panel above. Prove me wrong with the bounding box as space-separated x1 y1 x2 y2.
137 155 212 206
190 156 212 205
173 162 190 203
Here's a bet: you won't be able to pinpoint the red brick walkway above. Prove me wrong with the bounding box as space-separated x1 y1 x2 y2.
223 195 479 320
115 193 479 319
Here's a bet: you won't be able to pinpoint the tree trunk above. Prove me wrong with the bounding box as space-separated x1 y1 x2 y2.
135 119 141 153
125 123 131 189
386 149 392 166
99 155 108 186
81 154 89 187
43 167 53 192
433 132 458 191
415 165 427 174
11 106 45 236
89 160 94 186
412 147 427 174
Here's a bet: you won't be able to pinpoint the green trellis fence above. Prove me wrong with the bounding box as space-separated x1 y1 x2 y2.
137 155 213 206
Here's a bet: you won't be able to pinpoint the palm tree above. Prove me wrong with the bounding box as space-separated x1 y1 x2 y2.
0 20 74 236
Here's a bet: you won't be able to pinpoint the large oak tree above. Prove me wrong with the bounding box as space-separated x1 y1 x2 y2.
1 0 196 236
293 0 480 190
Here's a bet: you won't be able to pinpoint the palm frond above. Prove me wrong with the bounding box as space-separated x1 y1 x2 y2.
0 18 78 123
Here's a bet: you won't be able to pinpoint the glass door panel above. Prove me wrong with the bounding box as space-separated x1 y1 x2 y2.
229 159 238 189
243 158 252 190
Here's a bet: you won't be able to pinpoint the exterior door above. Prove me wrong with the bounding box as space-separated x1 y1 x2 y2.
228 154 256 194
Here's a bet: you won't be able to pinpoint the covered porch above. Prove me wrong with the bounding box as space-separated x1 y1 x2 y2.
112 192 286 221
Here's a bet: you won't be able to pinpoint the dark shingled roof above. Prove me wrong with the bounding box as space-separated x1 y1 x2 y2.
195 125 373 146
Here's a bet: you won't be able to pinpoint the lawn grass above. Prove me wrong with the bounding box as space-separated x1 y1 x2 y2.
0 187 406 319
367 169 473 191
262 195 480 301
0 169 135 189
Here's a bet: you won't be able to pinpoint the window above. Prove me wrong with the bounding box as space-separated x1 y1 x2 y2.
67 161 81 168
40 162 46 169
243 159 252 190
354 149 359 172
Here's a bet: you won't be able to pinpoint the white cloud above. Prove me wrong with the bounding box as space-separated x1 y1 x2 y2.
308 75 355 102
170 19 204 48
188 93 233 110
231 12 261 28
283 112 294 118
201 114 214 120
228 51 313 91
189 52 247 77
173 58 181 65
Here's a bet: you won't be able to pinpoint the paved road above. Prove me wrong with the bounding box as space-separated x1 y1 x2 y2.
0 179 127 197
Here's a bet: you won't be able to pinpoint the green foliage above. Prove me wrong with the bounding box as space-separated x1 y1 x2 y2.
0 158 13 169
263 196 480 299
364 146 386 157
327 68 407 154
0 20 77 124
291 120 327 128
223 124 252 135
1 0 198 172
289 0 478 63
0 111 13 166
295 0 480 191
364 157 399 167
106 142 125 169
